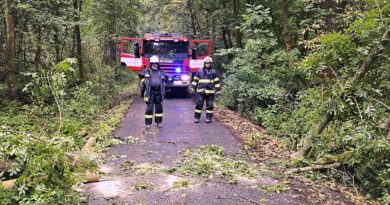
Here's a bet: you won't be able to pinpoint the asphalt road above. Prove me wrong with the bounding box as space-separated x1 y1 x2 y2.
85 98 307 205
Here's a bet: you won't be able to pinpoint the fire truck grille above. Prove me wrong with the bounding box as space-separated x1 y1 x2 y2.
160 64 187 74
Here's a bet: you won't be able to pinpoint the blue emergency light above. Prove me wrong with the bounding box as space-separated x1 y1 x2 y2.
175 67 182 73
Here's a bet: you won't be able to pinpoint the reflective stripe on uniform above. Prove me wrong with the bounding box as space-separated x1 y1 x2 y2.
155 113 163 117
197 88 205 93
215 84 221 88
213 77 220 82
195 109 202 113
144 97 149 102
145 115 153 118
205 90 215 94
145 74 150 77
206 110 214 113
192 82 197 86
199 79 213 83
140 79 145 83
194 76 200 80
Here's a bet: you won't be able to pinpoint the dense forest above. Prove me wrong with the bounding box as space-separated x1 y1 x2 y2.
0 0 389 204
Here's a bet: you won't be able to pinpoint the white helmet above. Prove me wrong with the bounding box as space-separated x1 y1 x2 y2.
150 55 159 64
204 56 213 63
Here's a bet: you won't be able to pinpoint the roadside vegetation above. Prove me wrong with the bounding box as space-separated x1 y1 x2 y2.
218 1 389 202
1 0 389 203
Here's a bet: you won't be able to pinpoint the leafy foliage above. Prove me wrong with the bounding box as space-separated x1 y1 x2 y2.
177 145 257 184
0 61 137 204
173 179 190 188
219 0 389 202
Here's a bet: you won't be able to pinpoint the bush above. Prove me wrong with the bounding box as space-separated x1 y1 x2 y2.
219 2 390 202
0 61 137 204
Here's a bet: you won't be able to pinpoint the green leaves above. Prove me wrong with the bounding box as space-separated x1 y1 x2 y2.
218 1 389 202
176 145 257 183
0 65 137 204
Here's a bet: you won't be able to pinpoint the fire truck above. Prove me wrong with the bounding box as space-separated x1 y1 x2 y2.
120 33 212 93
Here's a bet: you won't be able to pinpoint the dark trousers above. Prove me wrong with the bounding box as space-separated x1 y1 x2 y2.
194 93 214 120
145 92 163 125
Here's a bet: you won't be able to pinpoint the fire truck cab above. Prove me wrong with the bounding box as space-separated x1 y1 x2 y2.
120 33 211 91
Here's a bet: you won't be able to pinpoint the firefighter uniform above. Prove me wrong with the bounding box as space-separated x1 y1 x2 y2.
191 58 221 122
141 56 167 128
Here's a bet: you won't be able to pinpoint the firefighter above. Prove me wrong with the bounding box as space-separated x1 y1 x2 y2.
140 55 167 129
190 56 221 123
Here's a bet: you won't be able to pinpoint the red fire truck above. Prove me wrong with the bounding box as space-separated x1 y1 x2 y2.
120 33 211 93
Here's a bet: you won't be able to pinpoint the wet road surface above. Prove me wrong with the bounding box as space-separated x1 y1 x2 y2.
86 98 300 205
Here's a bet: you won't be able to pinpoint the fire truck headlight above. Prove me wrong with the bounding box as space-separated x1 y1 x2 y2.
175 68 182 73
181 75 191 81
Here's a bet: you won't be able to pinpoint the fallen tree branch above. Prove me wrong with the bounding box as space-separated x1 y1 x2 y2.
2 172 99 189
3 134 100 190
236 194 262 205
81 136 96 153
2 179 17 189
294 29 389 158
83 171 99 183
288 163 341 174
78 130 88 137
2 176 47 190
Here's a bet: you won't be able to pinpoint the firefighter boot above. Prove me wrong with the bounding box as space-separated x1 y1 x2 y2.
206 118 212 123
194 118 200 123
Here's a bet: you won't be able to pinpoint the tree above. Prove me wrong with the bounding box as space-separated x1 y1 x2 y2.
279 0 292 52
88 0 140 66
4 0 17 97
233 0 242 48
73 0 83 80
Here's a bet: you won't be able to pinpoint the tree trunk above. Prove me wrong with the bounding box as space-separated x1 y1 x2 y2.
347 30 389 85
221 0 233 48
319 0 338 33
73 0 83 80
292 111 334 158
52 9 61 63
187 0 197 36
4 0 17 97
279 0 293 52
222 28 229 49
227 31 233 49
210 17 216 47
34 25 42 68
233 0 242 48
17 12 28 69
70 30 76 58
54 30 61 63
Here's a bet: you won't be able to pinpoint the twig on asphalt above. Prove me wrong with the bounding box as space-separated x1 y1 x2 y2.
160 187 173 199
236 194 262 205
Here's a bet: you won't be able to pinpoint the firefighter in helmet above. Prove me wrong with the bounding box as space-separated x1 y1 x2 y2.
140 55 167 129
190 56 221 123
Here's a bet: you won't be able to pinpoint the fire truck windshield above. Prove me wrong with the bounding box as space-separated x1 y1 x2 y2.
143 41 189 59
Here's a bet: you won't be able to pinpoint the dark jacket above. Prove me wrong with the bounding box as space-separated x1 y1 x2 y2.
191 68 221 95
140 68 167 102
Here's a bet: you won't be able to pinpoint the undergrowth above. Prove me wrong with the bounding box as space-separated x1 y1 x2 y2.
0 62 137 204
